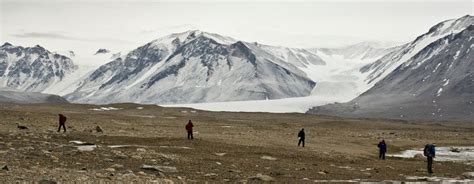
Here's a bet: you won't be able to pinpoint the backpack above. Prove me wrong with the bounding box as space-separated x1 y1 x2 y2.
423 144 430 156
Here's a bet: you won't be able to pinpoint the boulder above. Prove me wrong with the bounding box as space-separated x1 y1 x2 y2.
249 174 275 182
141 165 178 173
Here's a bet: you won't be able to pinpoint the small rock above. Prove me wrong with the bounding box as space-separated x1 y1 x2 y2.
414 154 424 159
318 170 328 175
95 173 106 178
1 165 9 171
216 162 222 165
42 150 51 154
260 155 277 161
141 165 178 173
450 147 461 153
386 166 395 170
105 168 116 172
104 158 114 162
111 164 124 169
116 154 129 159
214 153 227 156
132 155 143 160
204 173 218 177
38 180 57 184
463 172 474 179
249 173 275 182
137 148 146 152
270 171 284 176
96 126 104 133
229 169 242 173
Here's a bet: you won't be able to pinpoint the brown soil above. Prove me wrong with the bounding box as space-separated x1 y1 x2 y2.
0 103 473 183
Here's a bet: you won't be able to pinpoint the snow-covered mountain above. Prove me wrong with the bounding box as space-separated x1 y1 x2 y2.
361 15 473 86
308 16 474 121
66 30 321 104
0 42 77 92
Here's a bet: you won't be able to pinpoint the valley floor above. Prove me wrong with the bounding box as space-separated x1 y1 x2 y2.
0 103 473 183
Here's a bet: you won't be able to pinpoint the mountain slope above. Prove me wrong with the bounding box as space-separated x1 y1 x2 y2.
361 15 473 86
0 43 77 92
66 30 319 104
0 90 69 104
317 41 398 61
308 24 474 121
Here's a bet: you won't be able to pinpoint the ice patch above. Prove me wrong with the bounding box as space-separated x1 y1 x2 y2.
70 140 97 151
389 146 474 163
89 107 122 111
437 88 443 97
442 79 450 86
453 50 460 60
164 95 351 113
76 145 97 151
432 63 442 73
405 176 474 183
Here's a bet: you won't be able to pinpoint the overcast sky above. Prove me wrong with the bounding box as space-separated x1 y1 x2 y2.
0 0 472 65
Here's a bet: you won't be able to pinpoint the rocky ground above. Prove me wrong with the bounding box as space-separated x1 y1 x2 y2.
0 103 473 183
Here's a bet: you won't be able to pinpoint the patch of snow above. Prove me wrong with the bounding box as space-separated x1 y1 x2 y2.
437 88 443 97
405 176 474 183
76 145 97 151
389 146 474 163
433 63 442 73
163 95 351 113
89 107 122 111
443 79 449 86
453 50 461 60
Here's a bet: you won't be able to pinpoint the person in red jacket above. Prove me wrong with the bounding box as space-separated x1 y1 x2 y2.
185 120 194 140
58 114 67 132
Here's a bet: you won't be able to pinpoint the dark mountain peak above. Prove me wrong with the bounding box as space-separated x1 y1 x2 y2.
28 44 48 54
427 15 473 35
95 48 111 55
1 42 13 47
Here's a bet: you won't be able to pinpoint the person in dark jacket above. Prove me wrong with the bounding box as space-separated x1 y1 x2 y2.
377 139 387 160
298 128 305 147
424 143 436 174
185 120 194 140
58 114 67 132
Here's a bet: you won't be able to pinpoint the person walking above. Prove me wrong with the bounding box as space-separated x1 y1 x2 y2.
58 114 67 132
377 139 387 160
185 120 194 140
424 143 436 174
298 128 305 147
